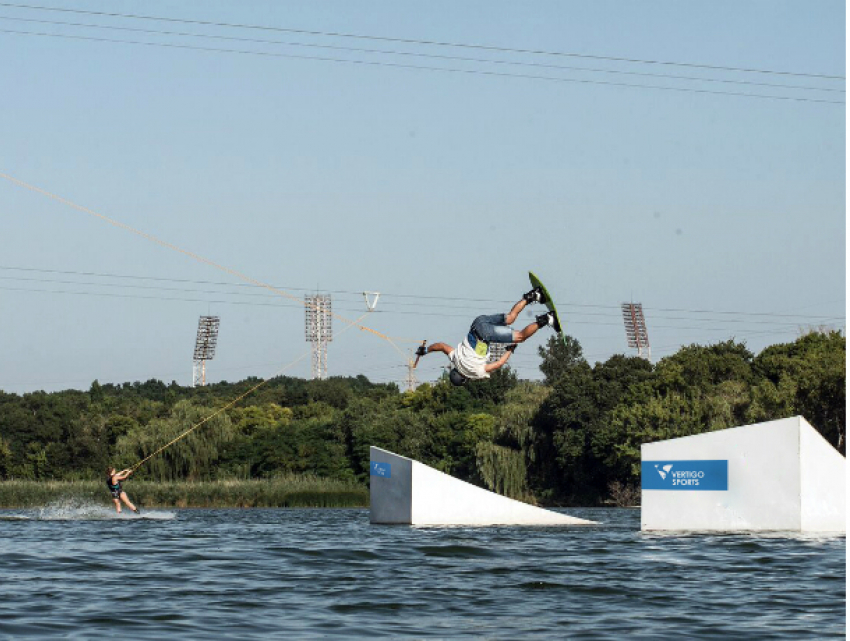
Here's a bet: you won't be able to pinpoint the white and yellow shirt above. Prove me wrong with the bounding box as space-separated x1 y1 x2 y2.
448 337 490 380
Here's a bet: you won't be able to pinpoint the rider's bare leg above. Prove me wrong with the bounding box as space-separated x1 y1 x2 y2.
512 321 543 343
505 299 528 325
120 492 137 512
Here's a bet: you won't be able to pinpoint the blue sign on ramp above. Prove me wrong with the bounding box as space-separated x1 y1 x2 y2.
370 461 391 478
642 460 728 491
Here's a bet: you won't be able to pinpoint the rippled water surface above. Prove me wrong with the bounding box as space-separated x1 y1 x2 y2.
0 506 844 639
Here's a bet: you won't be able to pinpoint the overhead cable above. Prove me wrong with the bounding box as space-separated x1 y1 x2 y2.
0 2 843 80
0 268 844 327
2 28 842 105
0 15 842 95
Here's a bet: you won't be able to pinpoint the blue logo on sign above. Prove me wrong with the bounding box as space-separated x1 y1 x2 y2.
370 461 391 478
642 460 727 491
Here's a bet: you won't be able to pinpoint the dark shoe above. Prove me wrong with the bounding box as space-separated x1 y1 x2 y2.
133 508 141 515
536 311 561 332
523 287 545 304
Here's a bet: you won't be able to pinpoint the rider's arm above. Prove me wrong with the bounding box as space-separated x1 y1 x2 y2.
484 345 515 373
424 342 453 357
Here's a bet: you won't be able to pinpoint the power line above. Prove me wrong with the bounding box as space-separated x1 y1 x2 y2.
0 267 843 327
1 28 843 105
0 2 842 80
0 275 844 330
6 266 843 319
1 282 844 337
0 15 842 95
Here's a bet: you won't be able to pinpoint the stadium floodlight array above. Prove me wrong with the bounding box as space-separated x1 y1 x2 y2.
305 295 333 380
621 303 651 361
488 342 507 363
192 315 220 387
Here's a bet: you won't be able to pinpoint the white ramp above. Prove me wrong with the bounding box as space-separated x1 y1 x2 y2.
641 416 845 532
369 446 597 526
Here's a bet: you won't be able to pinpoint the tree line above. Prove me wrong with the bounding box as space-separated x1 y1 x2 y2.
0 330 843 506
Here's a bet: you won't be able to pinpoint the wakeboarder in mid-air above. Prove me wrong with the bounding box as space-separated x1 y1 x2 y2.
106 467 140 514
415 279 561 386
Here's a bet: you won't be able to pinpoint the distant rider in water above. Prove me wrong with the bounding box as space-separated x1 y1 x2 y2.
106 467 140 515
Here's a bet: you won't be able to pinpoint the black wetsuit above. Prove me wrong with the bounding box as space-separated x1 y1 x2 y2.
107 477 122 499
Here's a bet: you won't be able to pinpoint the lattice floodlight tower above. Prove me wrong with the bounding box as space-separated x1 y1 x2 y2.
305 294 333 380
192 315 220 387
622 303 651 361
488 342 507 363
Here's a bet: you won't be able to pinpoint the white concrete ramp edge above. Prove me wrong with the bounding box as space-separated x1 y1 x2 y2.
369 446 597 526
641 416 846 533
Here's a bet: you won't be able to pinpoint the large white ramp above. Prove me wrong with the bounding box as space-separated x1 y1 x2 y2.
641 416 845 532
369 446 597 526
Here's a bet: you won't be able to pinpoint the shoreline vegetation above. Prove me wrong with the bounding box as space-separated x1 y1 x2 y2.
0 476 369 509
0 332 843 507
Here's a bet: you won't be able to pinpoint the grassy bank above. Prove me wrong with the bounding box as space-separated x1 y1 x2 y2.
0 476 370 508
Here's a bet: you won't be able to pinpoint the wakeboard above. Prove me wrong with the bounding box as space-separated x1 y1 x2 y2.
528 271 566 345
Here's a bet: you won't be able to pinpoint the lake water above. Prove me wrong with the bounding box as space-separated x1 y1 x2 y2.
0 505 844 639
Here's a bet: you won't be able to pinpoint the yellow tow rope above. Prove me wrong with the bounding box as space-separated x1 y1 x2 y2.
129 354 307 473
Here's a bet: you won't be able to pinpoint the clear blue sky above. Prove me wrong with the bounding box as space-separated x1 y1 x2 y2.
0 0 845 392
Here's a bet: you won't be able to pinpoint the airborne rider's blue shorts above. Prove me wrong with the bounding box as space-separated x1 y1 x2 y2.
470 314 514 344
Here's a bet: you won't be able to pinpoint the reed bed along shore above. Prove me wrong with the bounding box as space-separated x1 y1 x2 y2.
0 476 369 509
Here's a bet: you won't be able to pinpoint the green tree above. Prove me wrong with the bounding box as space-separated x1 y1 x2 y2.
0 437 12 479
531 352 653 504
473 382 549 500
538 334 585 384
751 330 845 452
116 401 235 481
466 366 519 405
89 380 104 405
532 360 595 502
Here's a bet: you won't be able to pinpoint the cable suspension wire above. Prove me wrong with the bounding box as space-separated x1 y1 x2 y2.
1 283 844 333
0 272 843 325
0 172 408 360
0 15 842 95
5 265 842 323
1 28 843 104
0 2 843 80
1 266 845 320
3 283 843 352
